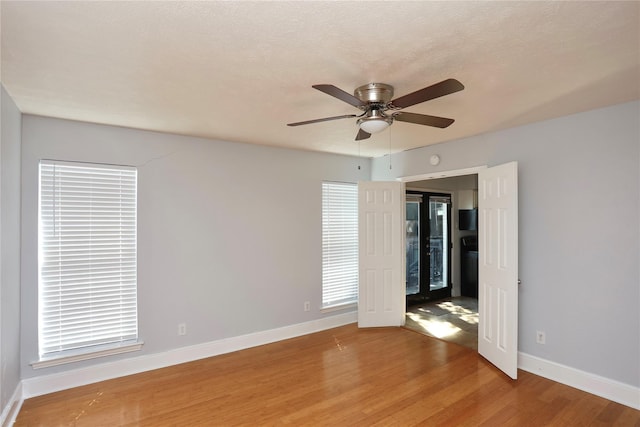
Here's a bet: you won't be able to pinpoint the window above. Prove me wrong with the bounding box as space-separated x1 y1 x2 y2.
37 160 139 366
322 181 358 309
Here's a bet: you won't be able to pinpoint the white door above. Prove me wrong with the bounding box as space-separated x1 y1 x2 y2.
358 181 406 327
478 162 519 379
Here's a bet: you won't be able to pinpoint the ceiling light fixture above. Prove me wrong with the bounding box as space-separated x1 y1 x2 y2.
357 108 392 134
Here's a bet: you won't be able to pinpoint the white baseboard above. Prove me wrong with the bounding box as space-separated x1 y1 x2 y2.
1 382 23 427
518 352 640 410
21 311 357 400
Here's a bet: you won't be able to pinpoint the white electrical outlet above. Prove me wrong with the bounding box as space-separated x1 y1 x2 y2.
178 323 187 336
536 330 545 344
304 301 311 312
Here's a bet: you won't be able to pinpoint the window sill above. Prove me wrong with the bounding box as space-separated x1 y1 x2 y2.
320 302 357 313
32 341 144 369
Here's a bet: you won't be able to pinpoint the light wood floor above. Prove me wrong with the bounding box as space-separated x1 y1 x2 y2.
16 324 639 426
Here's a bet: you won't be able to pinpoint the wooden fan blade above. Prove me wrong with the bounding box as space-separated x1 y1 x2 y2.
313 84 365 108
287 114 357 127
355 128 371 141
390 79 464 109
393 112 455 128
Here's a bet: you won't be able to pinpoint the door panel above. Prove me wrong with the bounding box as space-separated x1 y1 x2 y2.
478 162 518 379
358 181 405 327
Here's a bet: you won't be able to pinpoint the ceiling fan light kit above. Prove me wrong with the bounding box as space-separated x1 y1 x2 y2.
357 109 392 134
287 79 464 141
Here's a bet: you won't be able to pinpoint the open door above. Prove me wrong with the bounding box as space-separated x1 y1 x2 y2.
358 181 406 327
478 162 519 379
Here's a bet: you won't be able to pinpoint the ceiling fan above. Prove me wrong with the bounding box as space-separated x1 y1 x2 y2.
287 79 464 141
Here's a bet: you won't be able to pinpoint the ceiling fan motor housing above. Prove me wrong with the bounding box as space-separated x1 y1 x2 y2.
354 83 394 106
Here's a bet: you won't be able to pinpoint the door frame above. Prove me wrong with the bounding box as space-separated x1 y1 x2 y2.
399 165 487 303
397 166 488 183
399 166 487 320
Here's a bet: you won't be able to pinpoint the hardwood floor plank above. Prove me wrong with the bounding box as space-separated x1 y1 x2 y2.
15 324 640 426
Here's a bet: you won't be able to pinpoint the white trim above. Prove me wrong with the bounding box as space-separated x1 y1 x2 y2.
519 351 640 410
21 311 357 399
405 187 454 196
32 341 144 369
398 165 487 182
1 382 23 427
320 302 357 313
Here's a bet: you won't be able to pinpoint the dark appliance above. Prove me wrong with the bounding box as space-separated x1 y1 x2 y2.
459 209 477 231
460 235 478 298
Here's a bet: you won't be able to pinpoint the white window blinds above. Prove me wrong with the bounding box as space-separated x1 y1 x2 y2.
38 160 138 358
322 181 358 308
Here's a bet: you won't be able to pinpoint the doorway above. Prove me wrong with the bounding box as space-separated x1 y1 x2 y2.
359 163 519 378
404 173 479 351
405 191 452 305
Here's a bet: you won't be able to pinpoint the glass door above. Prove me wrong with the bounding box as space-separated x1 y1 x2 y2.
406 191 451 303
406 197 421 296
428 196 450 297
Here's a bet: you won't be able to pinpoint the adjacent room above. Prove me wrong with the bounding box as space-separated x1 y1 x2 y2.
1 1 639 425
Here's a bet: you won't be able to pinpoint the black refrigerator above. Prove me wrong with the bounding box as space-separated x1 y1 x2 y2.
460 235 478 298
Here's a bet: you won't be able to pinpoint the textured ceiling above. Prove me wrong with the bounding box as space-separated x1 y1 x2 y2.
1 1 639 157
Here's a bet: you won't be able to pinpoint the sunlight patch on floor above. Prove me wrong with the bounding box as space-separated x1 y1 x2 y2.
416 301 479 325
437 301 473 314
406 312 461 338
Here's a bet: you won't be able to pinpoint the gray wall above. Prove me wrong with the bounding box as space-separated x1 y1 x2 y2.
373 101 640 387
20 115 370 379
1 86 22 409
